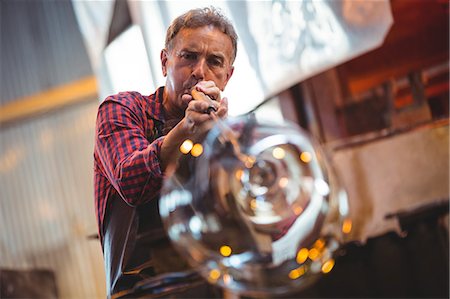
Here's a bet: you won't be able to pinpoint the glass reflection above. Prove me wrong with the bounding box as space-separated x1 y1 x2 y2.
160 115 349 296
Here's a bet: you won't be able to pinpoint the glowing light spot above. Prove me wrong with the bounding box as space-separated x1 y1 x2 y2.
188 216 202 234
220 245 232 257
293 205 303 215
209 269 221 280
314 238 325 250
0 147 25 173
223 273 232 285
191 143 203 157
272 147 285 159
180 139 193 154
308 248 320 261
321 259 335 274
278 177 289 188
296 248 309 264
235 169 244 180
315 179 330 196
250 199 258 210
342 218 352 234
288 266 306 280
244 157 256 168
300 152 312 163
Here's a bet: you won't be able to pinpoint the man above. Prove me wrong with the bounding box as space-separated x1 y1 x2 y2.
93 7 237 298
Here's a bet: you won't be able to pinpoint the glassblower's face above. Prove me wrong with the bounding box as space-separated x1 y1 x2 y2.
161 25 234 115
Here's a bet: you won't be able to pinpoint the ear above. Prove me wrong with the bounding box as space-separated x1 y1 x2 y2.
160 49 168 77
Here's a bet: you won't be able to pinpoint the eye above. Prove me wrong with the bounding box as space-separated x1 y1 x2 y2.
208 57 224 67
180 52 197 61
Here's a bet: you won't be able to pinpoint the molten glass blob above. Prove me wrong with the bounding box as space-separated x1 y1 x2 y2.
160 115 350 297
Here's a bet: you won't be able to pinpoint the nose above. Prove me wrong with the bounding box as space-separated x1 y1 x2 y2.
191 58 207 81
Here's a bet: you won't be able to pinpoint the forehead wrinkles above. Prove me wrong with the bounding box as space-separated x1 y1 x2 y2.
169 27 233 60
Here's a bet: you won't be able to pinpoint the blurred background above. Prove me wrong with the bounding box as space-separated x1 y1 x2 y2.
0 0 448 298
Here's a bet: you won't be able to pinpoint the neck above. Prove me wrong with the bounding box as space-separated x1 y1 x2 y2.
162 88 184 133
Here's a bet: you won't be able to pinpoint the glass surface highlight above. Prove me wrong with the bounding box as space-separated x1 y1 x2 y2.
160 115 349 296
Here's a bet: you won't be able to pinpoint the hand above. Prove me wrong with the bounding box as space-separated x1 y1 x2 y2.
194 80 221 102
159 81 228 171
194 81 228 119
184 81 228 134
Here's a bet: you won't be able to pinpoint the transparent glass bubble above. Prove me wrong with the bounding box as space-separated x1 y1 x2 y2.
160 115 350 297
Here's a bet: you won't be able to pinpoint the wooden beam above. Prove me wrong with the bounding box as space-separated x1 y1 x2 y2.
337 0 449 97
0 76 98 125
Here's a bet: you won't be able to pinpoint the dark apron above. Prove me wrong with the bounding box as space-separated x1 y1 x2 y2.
102 193 221 298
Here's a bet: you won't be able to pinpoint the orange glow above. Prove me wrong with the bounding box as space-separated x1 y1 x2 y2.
220 245 232 257
314 238 325 251
308 248 320 261
296 248 309 264
209 269 221 280
245 157 255 168
272 147 286 159
180 139 193 154
235 169 244 180
293 204 303 215
223 273 232 285
300 152 312 163
250 199 258 210
191 143 203 157
288 266 306 280
342 219 352 234
321 259 335 274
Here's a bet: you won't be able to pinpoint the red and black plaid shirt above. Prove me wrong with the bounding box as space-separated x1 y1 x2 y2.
93 87 166 243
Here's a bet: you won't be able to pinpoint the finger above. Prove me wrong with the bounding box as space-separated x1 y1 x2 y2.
188 97 219 113
216 97 228 118
189 113 214 129
195 81 221 102
185 117 196 133
219 96 228 108
186 106 215 124
191 88 219 114
184 110 213 134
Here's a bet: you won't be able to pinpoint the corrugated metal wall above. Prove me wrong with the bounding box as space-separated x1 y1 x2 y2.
0 0 92 104
0 100 106 298
0 1 105 296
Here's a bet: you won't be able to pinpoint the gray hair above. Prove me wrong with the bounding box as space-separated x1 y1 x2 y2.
165 7 238 63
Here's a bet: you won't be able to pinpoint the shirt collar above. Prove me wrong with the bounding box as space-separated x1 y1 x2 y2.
147 86 165 123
